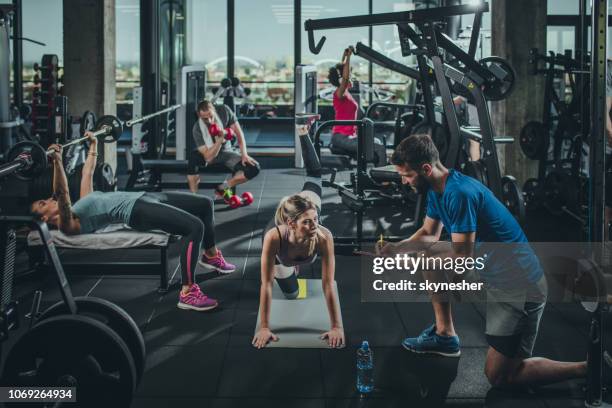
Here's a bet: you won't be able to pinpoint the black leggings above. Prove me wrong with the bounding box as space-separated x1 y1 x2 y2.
331 133 387 167
129 192 216 286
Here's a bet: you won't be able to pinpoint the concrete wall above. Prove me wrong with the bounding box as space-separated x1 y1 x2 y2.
63 0 116 171
491 0 547 183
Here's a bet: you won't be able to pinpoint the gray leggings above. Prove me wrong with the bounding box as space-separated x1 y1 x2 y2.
331 133 387 167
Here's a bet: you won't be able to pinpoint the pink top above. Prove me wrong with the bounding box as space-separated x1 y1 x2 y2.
332 90 358 136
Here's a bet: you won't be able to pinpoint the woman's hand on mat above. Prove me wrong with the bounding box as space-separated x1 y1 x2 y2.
252 328 278 349
321 327 345 348
241 154 258 167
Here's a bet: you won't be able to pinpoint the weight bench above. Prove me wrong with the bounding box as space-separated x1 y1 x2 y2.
369 164 401 184
129 159 233 191
320 144 353 170
27 225 175 293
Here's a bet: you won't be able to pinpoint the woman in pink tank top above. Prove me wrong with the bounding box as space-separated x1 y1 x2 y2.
328 47 387 167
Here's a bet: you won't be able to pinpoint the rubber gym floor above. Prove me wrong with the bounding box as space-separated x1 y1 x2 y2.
5 166 608 408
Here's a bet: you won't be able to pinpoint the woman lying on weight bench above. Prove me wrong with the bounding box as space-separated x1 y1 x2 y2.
30 132 235 312
252 128 344 349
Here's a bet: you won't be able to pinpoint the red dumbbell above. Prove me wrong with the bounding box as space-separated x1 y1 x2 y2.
224 127 235 141
241 192 254 206
228 195 242 209
208 123 221 136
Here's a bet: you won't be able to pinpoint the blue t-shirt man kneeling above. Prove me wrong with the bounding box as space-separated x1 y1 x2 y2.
378 132 585 387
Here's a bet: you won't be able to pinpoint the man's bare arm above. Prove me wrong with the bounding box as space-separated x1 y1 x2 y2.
199 138 224 162
386 217 444 255
231 122 248 156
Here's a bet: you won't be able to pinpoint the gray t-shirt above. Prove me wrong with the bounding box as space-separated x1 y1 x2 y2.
72 191 145 233
607 60 612 97
192 104 238 151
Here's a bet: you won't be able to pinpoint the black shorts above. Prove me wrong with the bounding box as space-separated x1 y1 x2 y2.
187 149 242 175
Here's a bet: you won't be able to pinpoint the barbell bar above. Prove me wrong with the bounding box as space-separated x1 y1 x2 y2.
125 104 182 127
0 115 122 181
1 102 187 181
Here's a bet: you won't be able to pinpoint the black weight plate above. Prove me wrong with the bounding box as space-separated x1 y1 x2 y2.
1 314 136 408
501 175 526 223
522 178 541 210
95 115 123 143
396 112 424 146
79 110 97 137
520 121 548 160
480 56 516 101
543 170 578 216
6 141 48 180
37 297 145 383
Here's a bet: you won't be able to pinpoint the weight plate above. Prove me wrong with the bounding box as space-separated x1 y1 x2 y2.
520 121 548 160
543 170 578 216
501 175 526 223
480 56 516 101
37 297 145 384
95 115 123 143
396 112 424 146
522 178 540 210
6 141 48 181
1 314 136 408
80 110 97 137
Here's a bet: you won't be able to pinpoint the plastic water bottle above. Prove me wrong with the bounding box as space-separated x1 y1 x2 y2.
356 340 374 393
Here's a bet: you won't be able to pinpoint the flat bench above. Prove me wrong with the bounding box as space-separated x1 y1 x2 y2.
27 226 176 293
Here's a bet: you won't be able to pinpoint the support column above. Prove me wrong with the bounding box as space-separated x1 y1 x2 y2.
491 0 546 182
63 0 116 171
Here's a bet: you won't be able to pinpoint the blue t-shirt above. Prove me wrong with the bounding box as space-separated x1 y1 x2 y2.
426 170 543 287
72 191 145 234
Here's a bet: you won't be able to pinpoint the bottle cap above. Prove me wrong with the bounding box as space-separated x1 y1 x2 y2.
361 340 369 350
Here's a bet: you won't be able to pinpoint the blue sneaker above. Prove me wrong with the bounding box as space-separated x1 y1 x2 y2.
401 325 461 357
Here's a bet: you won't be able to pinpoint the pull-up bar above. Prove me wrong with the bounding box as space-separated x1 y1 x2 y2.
304 2 489 54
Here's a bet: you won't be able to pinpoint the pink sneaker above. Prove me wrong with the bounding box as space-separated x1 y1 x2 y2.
199 249 236 274
177 284 218 311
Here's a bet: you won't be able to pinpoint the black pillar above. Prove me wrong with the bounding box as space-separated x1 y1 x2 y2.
12 0 22 109
294 0 301 65
228 0 234 79
588 0 607 245
140 0 161 157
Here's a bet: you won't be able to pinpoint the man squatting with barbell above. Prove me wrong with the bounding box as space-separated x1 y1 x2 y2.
187 100 260 205
30 132 235 312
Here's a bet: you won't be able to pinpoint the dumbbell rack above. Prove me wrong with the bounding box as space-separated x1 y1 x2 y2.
31 54 63 147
